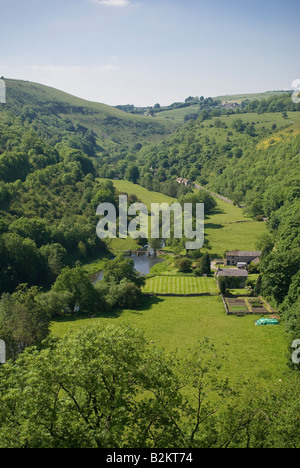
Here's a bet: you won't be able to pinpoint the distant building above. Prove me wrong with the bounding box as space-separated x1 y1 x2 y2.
223 102 240 110
176 178 190 186
225 251 261 266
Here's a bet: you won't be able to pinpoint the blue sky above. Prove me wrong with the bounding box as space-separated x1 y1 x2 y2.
1 0 299 106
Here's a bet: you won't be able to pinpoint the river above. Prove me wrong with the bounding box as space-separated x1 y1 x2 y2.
90 252 165 285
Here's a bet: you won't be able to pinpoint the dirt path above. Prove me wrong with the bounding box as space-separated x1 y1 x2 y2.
194 183 236 205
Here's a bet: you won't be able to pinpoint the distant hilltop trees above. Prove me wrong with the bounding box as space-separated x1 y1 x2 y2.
116 92 299 120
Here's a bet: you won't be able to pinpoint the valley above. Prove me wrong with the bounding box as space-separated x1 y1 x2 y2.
0 79 299 449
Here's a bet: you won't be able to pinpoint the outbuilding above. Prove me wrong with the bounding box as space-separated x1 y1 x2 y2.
216 268 248 288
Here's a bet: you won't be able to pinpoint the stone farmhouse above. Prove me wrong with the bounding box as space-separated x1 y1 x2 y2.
225 251 261 266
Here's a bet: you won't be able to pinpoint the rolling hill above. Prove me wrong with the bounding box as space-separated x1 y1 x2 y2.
2 79 178 154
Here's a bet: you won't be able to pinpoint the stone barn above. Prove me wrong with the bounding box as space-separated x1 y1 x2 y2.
216 268 248 289
225 251 261 266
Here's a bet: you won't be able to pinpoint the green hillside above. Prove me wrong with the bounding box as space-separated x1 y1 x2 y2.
3 79 177 154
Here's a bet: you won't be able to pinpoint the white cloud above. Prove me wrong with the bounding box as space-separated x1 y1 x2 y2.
90 0 130 7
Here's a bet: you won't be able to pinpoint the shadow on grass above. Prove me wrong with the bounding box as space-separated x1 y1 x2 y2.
54 295 165 323
207 207 226 216
205 223 224 230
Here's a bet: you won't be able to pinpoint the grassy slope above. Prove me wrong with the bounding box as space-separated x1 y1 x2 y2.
4 79 177 151
51 295 290 384
204 197 267 258
105 178 177 209
154 104 200 124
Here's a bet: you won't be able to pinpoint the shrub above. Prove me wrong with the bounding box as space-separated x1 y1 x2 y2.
176 257 193 273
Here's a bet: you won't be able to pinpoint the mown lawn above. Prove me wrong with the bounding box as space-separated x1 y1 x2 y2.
51 295 291 385
143 275 219 295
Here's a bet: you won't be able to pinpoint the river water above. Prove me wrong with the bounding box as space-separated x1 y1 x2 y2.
90 252 165 285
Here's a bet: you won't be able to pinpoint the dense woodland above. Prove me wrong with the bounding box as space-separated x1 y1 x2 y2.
0 82 299 448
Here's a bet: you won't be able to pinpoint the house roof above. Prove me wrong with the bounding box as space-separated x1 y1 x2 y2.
216 269 248 278
226 251 261 257
176 177 189 183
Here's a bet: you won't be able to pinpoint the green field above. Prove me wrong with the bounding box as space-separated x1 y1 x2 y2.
154 104 200 123
203 197 267 257
98 179 267 258
51 295 290 384
143 275 219 295
100 178 177 209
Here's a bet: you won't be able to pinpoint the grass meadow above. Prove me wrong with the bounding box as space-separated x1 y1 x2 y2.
100 178 177 209
204 198 267 258
51 295 291 385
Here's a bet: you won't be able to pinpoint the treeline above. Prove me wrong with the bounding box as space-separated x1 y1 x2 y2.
116 93 300 119
241 93 300 114
115 95 208 115
120 120 256 188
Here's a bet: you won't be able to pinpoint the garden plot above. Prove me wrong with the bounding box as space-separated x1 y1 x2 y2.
225 296 274 316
